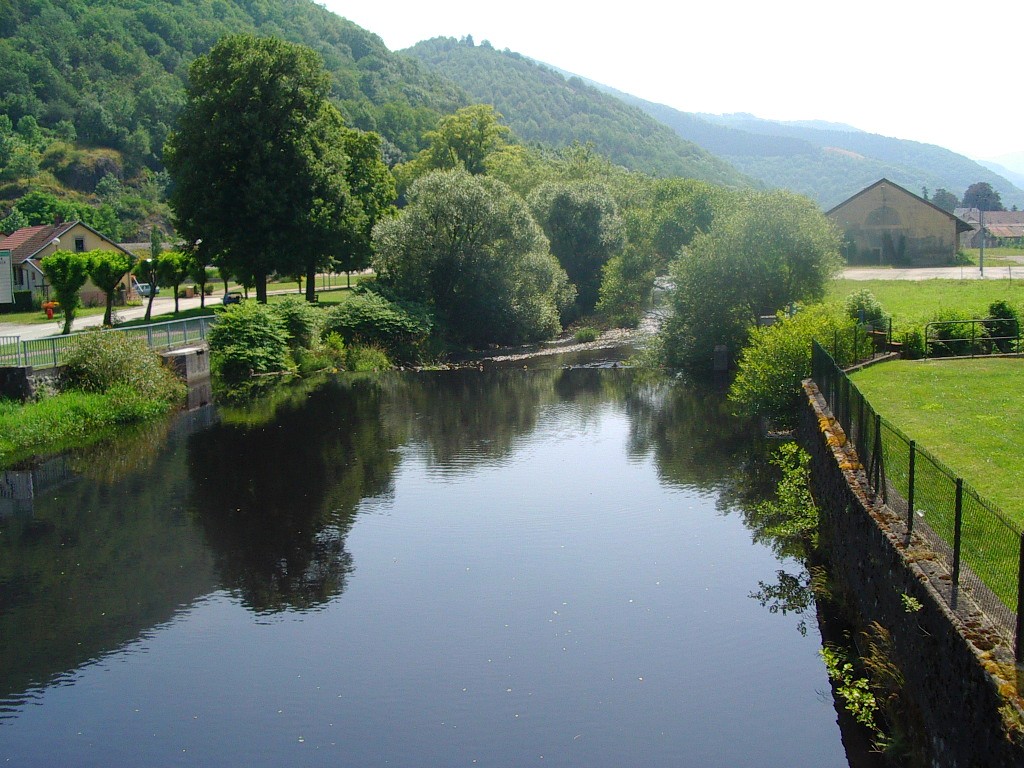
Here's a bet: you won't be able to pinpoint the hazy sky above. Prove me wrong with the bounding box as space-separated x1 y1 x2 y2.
324 0 1022 162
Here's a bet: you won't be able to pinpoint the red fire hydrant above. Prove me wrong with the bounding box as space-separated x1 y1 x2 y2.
45 304 54 319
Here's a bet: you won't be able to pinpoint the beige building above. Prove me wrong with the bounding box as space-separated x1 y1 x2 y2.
0 221 136 305
827 179 972 266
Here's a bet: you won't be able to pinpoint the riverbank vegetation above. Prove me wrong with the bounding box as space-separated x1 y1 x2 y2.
0 332 184 467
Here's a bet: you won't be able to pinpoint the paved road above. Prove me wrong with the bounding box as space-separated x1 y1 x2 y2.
0 293 221 341
0 286 322 341
843 265 1021 281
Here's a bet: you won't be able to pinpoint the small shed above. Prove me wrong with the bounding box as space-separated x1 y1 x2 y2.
827 179 972 266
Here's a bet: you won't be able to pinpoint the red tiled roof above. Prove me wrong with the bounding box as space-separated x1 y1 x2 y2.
4 222 85 264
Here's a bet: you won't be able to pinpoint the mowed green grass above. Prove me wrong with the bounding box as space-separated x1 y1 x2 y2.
829 278 1024 330
851 357 1024 522
851 358 1024 608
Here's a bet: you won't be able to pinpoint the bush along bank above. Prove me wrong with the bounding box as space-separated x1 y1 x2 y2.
206 292 429 401
0 332 186 468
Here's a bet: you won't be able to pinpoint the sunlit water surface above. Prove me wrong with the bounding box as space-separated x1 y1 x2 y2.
0 364 857 767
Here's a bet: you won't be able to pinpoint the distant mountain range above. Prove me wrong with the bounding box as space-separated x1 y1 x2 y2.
402 37 751 188
2 1 1021 216
559 77 1024 210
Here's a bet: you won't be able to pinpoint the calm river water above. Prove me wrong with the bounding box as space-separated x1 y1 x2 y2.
0 355 870 766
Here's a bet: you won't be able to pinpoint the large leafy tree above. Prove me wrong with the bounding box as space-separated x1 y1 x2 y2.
395 105 512 195
164 34 352 303
372 169 574 345
930 188 960 213
88 249 134 326
529 181 625 316
661 190 842 371
40 250 91 335
305 128 396 301
962 182 1005 212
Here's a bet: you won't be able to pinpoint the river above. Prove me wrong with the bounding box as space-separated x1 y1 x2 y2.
0 352 874 766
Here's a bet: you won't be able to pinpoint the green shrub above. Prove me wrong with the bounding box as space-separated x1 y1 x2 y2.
271 295 323 351
574 327 600 343
61 331 184 403
926 308 982 357
207 302 294 387
900 328 925 359
730 304 867 423
322 291 431 364
844 289 888 329
986 300 1019 353
345 344 392 372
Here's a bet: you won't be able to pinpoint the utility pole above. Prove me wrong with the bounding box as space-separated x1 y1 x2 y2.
979 209 985 277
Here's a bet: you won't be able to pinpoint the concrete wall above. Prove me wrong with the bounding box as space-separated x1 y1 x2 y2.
800 380 1024 767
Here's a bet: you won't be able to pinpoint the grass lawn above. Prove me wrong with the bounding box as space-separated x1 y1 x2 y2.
850 358 1024 608
851 357 1024 522
829 278 1024 331
0 304 108 326
960 246 1024 268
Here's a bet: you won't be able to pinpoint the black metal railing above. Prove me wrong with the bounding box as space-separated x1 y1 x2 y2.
811 340 1024 660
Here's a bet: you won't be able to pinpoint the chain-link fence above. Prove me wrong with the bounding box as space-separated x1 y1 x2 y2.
811 340 1024 660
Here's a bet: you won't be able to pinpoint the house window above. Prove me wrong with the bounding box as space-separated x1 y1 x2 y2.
74 237 86 252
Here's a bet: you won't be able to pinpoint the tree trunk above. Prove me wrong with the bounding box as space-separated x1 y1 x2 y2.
62 311 73 336
256 272 268 303
305 262 317 302
103 294 113 326
145 290 155 321
174 283 180 314
199 281 206 308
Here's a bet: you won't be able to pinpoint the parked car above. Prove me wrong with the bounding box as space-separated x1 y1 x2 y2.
137 283 160 297
222 291 243 305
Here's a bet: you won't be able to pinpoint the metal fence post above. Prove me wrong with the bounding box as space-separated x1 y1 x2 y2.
1016 532 1024 662
952 478 964 610
907 440 916 541
872 414 882 492
50 338 58 368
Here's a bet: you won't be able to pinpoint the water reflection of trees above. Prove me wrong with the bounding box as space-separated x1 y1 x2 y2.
187 376 405 614
622 377 774 505
0 421 216 712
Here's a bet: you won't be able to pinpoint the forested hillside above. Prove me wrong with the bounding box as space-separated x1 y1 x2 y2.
1 0 465 165
609 92 1024 210
403 37 752 188
0 0 467 237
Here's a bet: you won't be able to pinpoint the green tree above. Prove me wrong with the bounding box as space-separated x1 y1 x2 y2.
141 225 164 321
187 248 211 309
87 249 134 326
529 181 625 316
420 104 511 175
328 128 396 293
156 250 189 314
373 169 574 345
164 34 353 303
930 188 959 213
962 182 1005 212
661 190 842 371
396 105 512 194
40 250 92 335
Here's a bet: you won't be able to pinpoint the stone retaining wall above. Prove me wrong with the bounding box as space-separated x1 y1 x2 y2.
800 379 1024 767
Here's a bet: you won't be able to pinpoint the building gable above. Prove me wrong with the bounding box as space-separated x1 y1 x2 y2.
827 179 970 266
